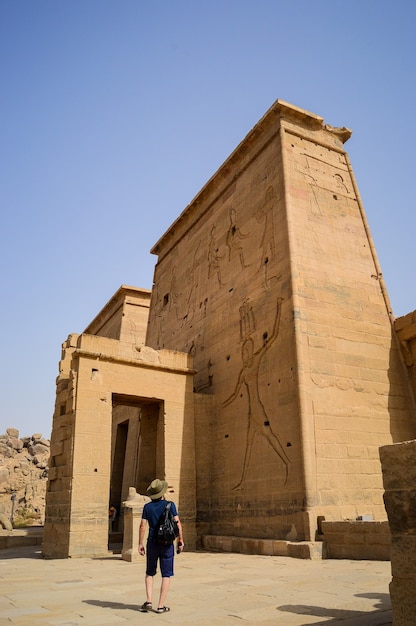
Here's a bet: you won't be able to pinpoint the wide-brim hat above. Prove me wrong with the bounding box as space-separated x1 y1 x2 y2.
146 478 168 500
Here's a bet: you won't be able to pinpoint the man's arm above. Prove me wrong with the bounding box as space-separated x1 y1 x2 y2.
138 518 147 555
174 515 184 552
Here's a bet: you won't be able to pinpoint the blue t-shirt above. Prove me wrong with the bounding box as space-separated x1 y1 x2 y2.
142 499 178 543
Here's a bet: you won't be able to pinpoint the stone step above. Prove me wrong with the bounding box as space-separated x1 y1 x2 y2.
202 534 323 559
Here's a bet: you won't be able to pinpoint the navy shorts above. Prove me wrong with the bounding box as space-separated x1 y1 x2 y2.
146 541 174 577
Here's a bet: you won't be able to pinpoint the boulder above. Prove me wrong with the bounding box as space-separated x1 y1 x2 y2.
29 442 49 457
9 438 23 452
0 467 9 485
0 429 50 526
0 513 12 531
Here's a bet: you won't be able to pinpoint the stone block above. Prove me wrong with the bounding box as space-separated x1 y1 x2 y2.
272 540 288 556
201 535 219 551
214 536 231 552
383 489 416 534
390 577 416 626
380 440 416 489
50 441 64 457
390 535 416 579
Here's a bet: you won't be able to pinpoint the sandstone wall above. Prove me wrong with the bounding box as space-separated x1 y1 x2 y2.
146 100 416 542
0 428 50 528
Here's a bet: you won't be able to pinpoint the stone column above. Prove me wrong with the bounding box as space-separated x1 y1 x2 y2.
121 488 149 563
380 439 416 626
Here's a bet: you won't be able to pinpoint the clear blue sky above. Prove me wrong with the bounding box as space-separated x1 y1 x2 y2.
1 1 415 438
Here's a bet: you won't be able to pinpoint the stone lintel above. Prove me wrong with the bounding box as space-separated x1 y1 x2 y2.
73 349 196 376
71 334 195 375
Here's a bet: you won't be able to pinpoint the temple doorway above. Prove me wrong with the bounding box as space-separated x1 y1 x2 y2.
109 394 164 546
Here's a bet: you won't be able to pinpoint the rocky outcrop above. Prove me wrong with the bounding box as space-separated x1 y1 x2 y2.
0 428 50 528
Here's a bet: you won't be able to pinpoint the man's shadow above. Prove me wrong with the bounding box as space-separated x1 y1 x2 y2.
277 591 391 624
83 599 139 612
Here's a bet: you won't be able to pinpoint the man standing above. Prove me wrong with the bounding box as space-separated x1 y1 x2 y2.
138 479 184 613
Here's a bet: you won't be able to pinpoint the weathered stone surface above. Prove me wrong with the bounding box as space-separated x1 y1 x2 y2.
380 440 416 489
390 577 416 626
383 489 416 534
380 439 416 626
391 535 416 578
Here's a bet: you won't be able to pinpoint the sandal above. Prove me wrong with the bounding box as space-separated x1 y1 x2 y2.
139 601 152 612
156 606 170 613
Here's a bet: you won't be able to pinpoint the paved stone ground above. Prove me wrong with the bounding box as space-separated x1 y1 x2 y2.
0 545 392 625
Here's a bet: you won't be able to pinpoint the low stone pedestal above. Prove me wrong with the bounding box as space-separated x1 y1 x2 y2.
121 488 149 563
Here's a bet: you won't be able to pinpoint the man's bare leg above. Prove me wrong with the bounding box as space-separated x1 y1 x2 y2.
145 574 153 603
157 576 170 609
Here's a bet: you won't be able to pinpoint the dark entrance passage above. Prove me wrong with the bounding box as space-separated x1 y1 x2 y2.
109 394 163 547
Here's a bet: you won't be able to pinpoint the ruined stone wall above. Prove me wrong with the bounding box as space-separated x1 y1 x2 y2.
43 334 77 557
394 310 416 404
146 100 416 542
380 439 416 625
321 520 390 560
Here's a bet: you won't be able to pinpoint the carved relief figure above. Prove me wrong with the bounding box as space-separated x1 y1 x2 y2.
181 244 201 327
256 186 278 289
152 282 165 348
168 264 182 323
226 208 249 269
223 297 290 489
333 173 349 194
208 224 224 286
259 187 276 260
294 152 321 215
239 299 256 339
